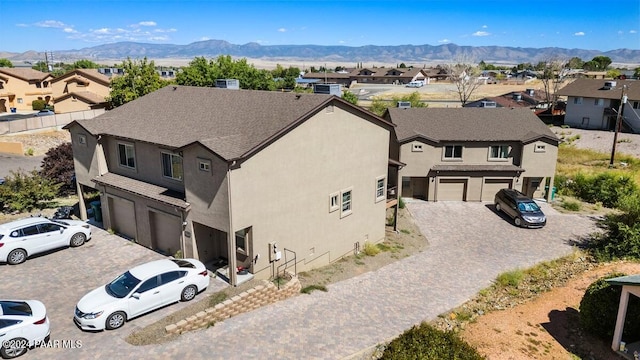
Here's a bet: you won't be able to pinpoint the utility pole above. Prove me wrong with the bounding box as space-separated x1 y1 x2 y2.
609 84 628 167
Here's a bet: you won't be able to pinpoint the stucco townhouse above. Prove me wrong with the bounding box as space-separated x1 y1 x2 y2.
65 85 396 286
0 68 54 113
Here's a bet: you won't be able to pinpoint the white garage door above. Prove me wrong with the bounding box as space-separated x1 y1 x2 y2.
108 196 136 240
437 179 467 201
149 210 182 255
481 179 513 202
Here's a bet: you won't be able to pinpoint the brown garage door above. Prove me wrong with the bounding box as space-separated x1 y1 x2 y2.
437 179 467 201
149 210 182 256
481 179 513 202
108 196 136 240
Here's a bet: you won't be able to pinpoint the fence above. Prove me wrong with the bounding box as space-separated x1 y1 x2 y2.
0 109 105 135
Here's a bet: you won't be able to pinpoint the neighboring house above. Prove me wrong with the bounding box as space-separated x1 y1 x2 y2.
557 79 640 133
303 67 438 86
97 68 124 77
385 107 558 202
51 69 111 113
0 68 54 113
64 85 395 286
464 89 553 110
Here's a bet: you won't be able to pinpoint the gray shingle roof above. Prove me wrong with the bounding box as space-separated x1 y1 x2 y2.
74 85 389 161
557 79 640 101
431 164 524 172
92 172 189 209
387 107 558 144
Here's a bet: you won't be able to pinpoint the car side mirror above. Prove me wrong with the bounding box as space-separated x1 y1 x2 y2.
131 293 141 300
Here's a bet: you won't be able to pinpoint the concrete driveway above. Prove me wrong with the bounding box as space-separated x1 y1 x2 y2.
9 201 598 359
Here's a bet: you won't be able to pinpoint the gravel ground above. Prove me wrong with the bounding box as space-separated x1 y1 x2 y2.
0 129 70 156
551 126 640 158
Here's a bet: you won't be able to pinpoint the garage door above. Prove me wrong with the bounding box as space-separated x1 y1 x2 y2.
149 210 182 255
437 179 467 201
481 179 513 202
108 196 136 239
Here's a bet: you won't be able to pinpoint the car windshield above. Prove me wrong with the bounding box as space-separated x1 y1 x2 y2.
106 271 141 298
518 201 541 212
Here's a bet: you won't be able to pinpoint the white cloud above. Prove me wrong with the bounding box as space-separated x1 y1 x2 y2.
138 21 157 27
574 31 585 36
472 31 490 37
438 38 450 43
199 37 210 41
482 25 488 28
35 20 66 28
16 23 28 27
154 28 177 33
630 30 638 34
63 27 77 34
338 40 345 44
278 28 287 33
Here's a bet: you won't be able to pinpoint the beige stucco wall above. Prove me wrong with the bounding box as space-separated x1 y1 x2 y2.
0 75 53 112
520 140 558 198
54 97 93 113
51 75 109 113
229 104 390 280
68 123 105 190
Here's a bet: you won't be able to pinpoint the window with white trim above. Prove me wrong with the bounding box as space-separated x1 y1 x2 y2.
329 192 339 212
162 152 183 180
488 145 509 160
573 97 583 105
340 188 353 218
118 143 136 169
443 145 463 160
198 159 211 172
534 144 546 153
375 176 385 202
77 134 87 146
594 98 604 106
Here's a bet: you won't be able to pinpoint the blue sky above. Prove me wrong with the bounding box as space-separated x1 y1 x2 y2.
2 0 639 53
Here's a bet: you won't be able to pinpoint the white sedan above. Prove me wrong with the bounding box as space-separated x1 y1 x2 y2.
74 258 210 331
0 217 91 265
0 300 50 359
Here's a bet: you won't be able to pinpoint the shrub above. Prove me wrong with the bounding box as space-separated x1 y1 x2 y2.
300 285 328 294
561 199 582 211
554 173 571 196
587 194 640 260
569 171 637 208
579 273 640 341
496 269 524 287
0 170 61 212
363 242 381 256
381 322 485 360
32 99 46 110
398 197 405 209
40 142 76 195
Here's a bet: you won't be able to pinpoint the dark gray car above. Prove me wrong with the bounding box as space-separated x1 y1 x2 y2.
494 188 546 228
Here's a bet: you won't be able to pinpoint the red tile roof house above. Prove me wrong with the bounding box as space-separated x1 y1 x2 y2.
64 85 396 286
384 107 559 202
557 79 640 133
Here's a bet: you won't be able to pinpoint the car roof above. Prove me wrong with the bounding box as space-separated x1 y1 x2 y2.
501 188 533 201
128 259 179 279
0 217 49 231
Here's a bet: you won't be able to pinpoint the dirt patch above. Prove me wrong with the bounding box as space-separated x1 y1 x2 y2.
551 126 640 159
0 129 70 156
459 261 640 360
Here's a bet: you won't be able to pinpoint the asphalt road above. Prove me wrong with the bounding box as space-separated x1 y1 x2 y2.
0 153 44 178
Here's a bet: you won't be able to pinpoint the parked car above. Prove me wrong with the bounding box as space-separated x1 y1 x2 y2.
34 110 54 117
0 300 50 359
0 217 91 265
406 81 424 88
494 188 546 228
74 258 210 331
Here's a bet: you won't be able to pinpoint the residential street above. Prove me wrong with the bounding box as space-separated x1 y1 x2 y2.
7 201 599 360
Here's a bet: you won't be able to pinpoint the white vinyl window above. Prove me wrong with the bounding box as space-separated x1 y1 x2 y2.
198 159 211 172
443 145 463 160
573 97 583 105
375 176 385 202
118 143 136 169
489 145 509 160
340 188 353 218
162 152 183 180
329 192 339 212
594 98 604 106
534 144 546 153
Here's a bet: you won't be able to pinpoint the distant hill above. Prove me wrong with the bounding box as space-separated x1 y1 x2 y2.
2 40 639 66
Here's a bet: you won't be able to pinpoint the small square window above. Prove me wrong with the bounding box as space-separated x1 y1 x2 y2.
17 98 23 104
340 188 353 218
412 143 423 152
329 192 339 212
573 97 583 105
534 144 546 153
78 134 87 146
198 159 211 172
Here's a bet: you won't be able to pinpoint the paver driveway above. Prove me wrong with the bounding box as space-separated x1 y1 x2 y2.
8 202 598 360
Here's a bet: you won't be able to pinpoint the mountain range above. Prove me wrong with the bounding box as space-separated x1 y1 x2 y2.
2 40 639 66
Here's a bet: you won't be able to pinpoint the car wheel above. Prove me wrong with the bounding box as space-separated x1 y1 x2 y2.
0 337 28 359
181 285 197 302
105 311 126 330
7 249 27 265
70 232 86 247
495 203 502 212
514 217 522 227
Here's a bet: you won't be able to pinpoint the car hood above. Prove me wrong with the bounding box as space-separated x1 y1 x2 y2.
521 210 545 218
77 286 117 313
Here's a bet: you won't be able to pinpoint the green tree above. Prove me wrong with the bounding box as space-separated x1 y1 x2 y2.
0 170 60 212
108 57 168 107
176 55 276 90
634 67 640 78
40 142 76 196
607 69 621 79
591 56 612 70
567 57 584 69
71 59 102 69
31 61 48 72
370 92 425 116
341 91 358 105
0 58 13 68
